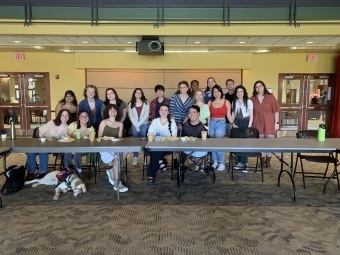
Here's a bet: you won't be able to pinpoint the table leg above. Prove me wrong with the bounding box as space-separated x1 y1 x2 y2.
177 151 182 200
116 152 122 200
275 152 297 201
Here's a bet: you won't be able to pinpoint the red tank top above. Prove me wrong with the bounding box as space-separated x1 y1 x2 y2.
210 99 227 118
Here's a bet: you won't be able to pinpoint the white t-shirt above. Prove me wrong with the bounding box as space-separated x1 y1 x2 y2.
233 99 253 118
148 118 177 136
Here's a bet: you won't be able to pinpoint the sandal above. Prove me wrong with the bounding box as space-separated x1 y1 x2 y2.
147 177 155 184
159 160 168 173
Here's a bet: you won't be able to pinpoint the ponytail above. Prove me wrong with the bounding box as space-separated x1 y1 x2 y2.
167 114 173 136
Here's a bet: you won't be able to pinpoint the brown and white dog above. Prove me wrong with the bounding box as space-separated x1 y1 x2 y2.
24 170 87 200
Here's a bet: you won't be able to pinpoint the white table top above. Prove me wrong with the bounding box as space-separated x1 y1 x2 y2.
146 138 340 153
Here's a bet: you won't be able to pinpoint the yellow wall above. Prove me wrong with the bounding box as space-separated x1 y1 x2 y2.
0 51 337 107
243 52 338 97
0 52 85 109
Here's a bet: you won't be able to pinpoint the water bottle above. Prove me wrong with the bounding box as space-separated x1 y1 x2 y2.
156 129 161 142
318 123 326 142
10 120 16 140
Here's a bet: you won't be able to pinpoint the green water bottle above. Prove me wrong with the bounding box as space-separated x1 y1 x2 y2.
318 123 326 142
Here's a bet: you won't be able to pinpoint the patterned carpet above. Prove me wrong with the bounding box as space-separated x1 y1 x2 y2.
0 152 340 255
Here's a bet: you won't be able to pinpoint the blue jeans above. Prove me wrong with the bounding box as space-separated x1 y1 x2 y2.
234 118 250 165
225 122 232 137
64 153 87 171
131 122 148 157
209 119 226 163
27 153 48 174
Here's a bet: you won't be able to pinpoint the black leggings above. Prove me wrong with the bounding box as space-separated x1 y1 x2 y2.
147 151 167 178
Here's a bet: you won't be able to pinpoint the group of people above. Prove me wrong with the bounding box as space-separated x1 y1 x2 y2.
26 78 281 192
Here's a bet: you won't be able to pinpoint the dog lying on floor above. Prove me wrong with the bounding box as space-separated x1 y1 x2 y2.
24 170 87 200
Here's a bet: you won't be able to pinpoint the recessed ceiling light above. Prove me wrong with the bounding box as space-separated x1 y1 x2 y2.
239 41 245 44
307 41 314 44
127 41 133 44
14 41 21 43
82 41 88 44
194 41 201 44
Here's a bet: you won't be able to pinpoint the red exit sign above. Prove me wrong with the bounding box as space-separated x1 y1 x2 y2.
307 54 318 62
14 53 25 60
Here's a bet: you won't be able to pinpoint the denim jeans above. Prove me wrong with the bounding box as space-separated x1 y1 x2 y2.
225 122 232 137
234 118 250 165
64 153 87 171
27 153 48 174
131 122 148 157
209 118 226 163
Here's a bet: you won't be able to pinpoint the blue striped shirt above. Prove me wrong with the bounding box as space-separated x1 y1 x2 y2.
170 94 193 125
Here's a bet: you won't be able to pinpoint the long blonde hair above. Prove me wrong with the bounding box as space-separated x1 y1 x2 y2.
192 89 205 105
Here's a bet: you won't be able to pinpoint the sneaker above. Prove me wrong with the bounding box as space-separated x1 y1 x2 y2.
212 161 218 168
234 163 244 170
25 173 35 181
106 169 114 185
113 182 128 193
132 157 138 166
216 163 225 171
35 173 46 179
244 164 249 170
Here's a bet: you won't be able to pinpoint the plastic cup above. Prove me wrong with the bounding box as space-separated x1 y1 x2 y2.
89 132 96 142
75 130 82 140
148 135 154 142
1 134 7 141
201 131 207 140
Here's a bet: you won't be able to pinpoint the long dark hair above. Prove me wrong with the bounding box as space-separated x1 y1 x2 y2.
83 84 99 99
211 85 224 101
53 109 71 126
175 80 192 96
103 104 122 122
103 88 122 107
232 85 249 112
204 77 216 93
129 88 148 109
58 90 77 106
252 80 270 96
76 110 92 129
160 104 172 137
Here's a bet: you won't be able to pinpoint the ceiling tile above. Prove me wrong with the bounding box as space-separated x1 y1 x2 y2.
273 36 310 45
209 37 237 44
163 37 187 44
229 36 261 44
114 37 140 44
186 37 212 44
41 36 77 44
67 36 98 44
90 36 119 44
251 36 285 45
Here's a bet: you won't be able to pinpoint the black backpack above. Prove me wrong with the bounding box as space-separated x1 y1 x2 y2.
1 165 26 195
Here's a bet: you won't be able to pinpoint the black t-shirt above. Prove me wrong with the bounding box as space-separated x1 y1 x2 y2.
225 92 234 123
182 121 205 138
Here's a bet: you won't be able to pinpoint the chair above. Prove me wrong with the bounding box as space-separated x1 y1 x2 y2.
178 151 214 184
294 130 339 191
25 127 62 172
228 127 263 182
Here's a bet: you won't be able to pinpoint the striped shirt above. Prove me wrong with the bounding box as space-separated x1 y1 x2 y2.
170 94 193 125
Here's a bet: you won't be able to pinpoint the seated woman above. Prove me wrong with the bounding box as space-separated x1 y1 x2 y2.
181 105 208 171
147 104 177 184
25 109 71 180
98 104 129 193
64 110 95 175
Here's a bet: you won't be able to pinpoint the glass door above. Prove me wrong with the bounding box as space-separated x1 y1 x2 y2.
0 73 51 136
278 73 333 137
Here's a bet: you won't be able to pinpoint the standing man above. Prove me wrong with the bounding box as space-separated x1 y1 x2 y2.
225 79 235 137
190 80 199 93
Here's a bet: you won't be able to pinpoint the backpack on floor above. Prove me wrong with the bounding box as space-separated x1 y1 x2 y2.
0 165 26 195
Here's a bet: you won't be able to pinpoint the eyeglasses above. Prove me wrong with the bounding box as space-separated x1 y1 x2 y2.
79 115 89 119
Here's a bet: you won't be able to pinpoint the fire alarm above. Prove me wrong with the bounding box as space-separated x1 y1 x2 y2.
55 75 59 79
